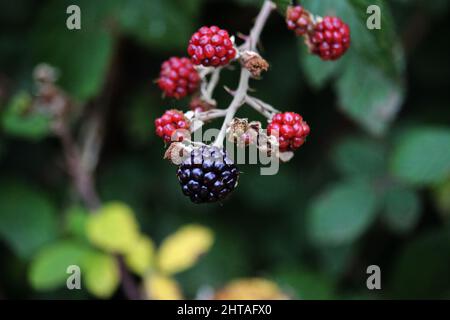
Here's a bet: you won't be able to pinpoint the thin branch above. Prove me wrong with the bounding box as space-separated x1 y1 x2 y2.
203 67 222 104
213 0 275 147
56 127 101 210
241 0 276 52
245 96 275 118
54 38 141 300
196 108 228 122
117 256 141 300
213 69 250 147
247 95 280 113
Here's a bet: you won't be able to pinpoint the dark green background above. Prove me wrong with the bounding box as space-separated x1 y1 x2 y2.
1 0 450 299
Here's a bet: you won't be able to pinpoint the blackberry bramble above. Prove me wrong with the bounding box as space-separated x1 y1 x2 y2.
188 26 237 67
309 16 351 61
267 112 310 152
155 110 190 144
177 146 239 204
157 57 200 99
286 5 312 36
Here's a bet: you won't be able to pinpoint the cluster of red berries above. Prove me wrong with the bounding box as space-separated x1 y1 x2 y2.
188 26 237 67
157 57 200 99
286 5 311 36
267 112 310 152
152 3 352 204
157 26 237 103
154 110 190 143
286 5 351 61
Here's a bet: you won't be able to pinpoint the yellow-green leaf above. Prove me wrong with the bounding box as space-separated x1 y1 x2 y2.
84 251 120 299
144 272 182 300
29 241 91 291
86 202 140 254
157 224 214 275
124 235 155 276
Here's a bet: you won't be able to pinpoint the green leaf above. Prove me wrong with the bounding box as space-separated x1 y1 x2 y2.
300 44 344 89
118 0 199 51
299 0 405 134
31 0 115 101
64 206 89 240
390 227 450 298
274 267 335 299
84 251 120 299
299 0 353 88
347 0 404 78
1 92 52 140
0 181 58 259
390 127 450 185
381 186 421 234
29 241 91 291
332 136 386 178
335 52 404 135
307 179 379 246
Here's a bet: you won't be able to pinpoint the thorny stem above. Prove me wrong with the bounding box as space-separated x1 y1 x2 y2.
213 0 275 147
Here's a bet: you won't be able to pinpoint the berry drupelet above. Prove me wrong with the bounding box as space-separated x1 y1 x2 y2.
155 110 190 144
267 112 310 152
188 26 237 67
286 5 312 36
176 146 239 204
157 57 200 99
309 16 351 61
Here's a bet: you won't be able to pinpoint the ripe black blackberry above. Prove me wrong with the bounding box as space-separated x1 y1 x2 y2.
176 146 239 204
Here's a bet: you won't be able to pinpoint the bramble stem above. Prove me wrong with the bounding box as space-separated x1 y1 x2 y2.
203 67 222 104
213 0 275 147
197 108 228 121
245 96 276 118
213 69 250 147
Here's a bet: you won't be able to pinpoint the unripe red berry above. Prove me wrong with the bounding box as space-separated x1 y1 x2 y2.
286 5 312 36
188 26 237 67
309 16 350 61
267 112 310 152
155 110 191 143
157 57 200 99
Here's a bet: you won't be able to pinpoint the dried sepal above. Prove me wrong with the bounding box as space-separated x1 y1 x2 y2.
240 50 269 78
227 118 261 147
164 142 191 165
256 132 278 157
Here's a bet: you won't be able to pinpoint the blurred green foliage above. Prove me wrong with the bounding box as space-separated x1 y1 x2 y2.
0 0 450 299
